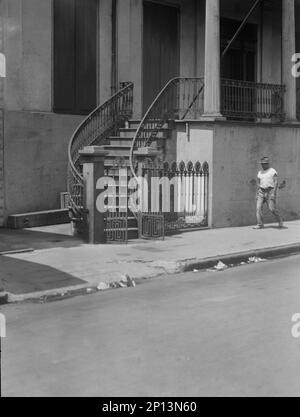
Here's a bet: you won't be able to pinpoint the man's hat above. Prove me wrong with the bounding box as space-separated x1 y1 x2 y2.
261 157 270 164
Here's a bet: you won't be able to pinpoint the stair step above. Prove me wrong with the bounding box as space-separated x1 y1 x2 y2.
119 128 171 139
104 144 132 149
104 159 130 167
107 137 133 146
127 120 141 129
104 149 131 157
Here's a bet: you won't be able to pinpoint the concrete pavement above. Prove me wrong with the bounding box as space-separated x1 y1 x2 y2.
1 220 300 301
2 255 300 396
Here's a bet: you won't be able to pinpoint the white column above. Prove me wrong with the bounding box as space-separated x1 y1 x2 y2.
203 0 222 118
282 0 297 121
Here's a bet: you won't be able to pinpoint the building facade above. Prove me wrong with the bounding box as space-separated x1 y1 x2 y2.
1 0 300 229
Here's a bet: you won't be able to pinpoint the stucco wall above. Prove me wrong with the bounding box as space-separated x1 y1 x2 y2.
4 111 83 218
3 0 52 112
172 121 300 228
212 123 300 228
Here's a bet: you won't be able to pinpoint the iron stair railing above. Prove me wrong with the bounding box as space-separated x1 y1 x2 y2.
129 77 204 180
67 82 134 221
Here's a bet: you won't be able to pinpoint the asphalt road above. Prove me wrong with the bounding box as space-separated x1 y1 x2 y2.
1 254 300 397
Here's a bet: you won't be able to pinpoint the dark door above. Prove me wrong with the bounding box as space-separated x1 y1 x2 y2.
143 2 180 113
220 18 257 119
221 18 257 82
53 0 97 115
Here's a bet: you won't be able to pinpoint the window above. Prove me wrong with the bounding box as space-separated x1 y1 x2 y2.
53 0 97 115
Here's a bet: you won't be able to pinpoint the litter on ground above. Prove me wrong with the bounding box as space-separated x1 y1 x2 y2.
97 282 110 291
214 261 228 271
248 256 266 264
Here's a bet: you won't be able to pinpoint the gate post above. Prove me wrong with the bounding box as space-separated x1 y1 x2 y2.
79 146 109 244
133 147 164 239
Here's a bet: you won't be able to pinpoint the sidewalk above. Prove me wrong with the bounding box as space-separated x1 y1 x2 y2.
1 221 300 302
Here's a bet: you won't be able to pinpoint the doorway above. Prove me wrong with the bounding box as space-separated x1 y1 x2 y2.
143 1 180 114
221 18 257 82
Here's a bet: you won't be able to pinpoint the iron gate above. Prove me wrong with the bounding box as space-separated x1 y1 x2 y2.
138 159 209 239
103 160 209 242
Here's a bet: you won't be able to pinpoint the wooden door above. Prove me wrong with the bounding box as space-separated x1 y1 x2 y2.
53 0 97 115
143 2 180 113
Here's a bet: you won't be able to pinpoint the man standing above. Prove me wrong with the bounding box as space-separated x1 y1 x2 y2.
253 157 284 229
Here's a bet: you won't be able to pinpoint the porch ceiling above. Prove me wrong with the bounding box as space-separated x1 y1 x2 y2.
221 0 282 14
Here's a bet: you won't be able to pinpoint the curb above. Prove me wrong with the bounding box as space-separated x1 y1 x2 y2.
180 243 300 273
0 248 35 256
1 243 300 306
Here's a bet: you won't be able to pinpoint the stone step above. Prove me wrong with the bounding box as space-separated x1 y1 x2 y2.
7 209 70 229
127 120 141 129
107 136 167 148
107 136 133 146
118 128 171 139
104 158 130 168
104 149 131 157
104 144 132 150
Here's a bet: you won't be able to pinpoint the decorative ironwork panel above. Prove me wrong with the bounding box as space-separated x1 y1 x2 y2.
105 211 128 244
139 213 165 240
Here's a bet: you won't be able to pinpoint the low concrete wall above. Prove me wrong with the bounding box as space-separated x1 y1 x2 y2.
3 110 83 220
212 122 300 228
173 121 300 228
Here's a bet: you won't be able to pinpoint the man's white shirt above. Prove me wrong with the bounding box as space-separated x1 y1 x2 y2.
258 167 277 189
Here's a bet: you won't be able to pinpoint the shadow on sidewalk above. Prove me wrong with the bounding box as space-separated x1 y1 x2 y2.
0 227 84 253
0 255 85 294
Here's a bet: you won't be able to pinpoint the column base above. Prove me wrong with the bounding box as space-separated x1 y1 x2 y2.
282 118 300 125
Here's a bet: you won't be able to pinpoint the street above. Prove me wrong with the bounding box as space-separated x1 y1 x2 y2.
1 254 300 397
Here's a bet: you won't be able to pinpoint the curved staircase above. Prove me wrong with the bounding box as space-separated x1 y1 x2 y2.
67 78 204 242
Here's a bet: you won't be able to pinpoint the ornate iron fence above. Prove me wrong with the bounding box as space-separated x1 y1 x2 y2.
67 82 134 222
221 79 285 120
138 159 209 239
